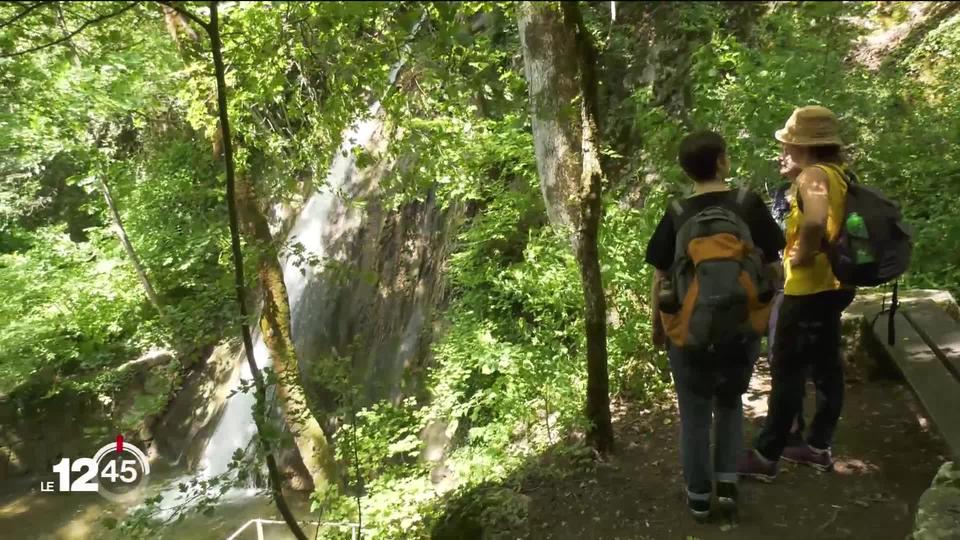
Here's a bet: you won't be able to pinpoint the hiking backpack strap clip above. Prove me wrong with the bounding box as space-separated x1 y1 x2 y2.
670 198 686 221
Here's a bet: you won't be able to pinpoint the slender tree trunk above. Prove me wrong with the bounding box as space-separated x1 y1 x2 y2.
162 0 333 493
519 1 614 453
208 3 307 539
234 177 338 491
60 26 164 320
98 176 166 318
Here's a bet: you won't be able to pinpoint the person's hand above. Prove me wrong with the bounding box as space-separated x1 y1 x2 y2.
652 323 667 350
788 244 814 267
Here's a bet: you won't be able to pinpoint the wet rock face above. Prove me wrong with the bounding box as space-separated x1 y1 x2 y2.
150 341 239 466
299 190 459 408
912 462 960 540
284 134 463 412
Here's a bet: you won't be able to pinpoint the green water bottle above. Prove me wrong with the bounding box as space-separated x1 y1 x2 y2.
846 212 874 264
846 212 868 238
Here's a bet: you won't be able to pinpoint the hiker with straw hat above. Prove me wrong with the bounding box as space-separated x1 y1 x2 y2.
739 105 857 481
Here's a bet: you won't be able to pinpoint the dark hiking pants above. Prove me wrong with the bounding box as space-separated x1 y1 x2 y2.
755 289 855 461
768 289 805 444
669 339 759 498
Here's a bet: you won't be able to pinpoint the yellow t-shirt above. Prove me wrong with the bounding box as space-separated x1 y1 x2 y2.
783 164 848 296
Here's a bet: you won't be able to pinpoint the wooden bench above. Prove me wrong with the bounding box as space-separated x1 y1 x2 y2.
871 298 960 459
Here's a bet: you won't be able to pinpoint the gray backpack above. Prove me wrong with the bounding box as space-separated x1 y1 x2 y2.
658 188 774 351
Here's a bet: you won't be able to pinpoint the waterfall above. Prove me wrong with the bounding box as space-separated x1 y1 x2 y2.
151 110 386 516
219 115 382 470
155 15 425 514
207 112 382 471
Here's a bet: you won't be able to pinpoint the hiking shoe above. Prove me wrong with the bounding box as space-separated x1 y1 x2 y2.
737 449 778 482
782 444 833 472
687 496 710 522
716 481 738 511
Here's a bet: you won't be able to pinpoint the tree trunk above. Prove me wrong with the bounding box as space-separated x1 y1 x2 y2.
518 1 614 453
207 3 308 539
62 27 163 320
162 0 333 493
234 176 338 492
98 176 166 318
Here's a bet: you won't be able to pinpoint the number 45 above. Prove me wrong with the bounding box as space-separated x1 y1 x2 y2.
101 458 138 483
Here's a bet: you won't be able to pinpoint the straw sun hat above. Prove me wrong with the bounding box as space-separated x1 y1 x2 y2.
774 105 843 146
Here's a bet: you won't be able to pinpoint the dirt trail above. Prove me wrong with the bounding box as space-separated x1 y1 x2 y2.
523 360 947 540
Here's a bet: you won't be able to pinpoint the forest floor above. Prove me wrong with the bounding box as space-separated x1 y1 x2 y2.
518 358 947 540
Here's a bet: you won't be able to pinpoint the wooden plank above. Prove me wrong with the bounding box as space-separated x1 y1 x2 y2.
872 313 960 459
900 299 960 382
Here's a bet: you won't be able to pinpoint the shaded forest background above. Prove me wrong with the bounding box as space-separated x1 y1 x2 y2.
2 1 960 537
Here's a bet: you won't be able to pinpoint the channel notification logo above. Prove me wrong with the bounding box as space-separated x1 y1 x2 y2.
41 434 150 502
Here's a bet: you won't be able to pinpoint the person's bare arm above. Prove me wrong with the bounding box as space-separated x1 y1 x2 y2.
791 167 829 266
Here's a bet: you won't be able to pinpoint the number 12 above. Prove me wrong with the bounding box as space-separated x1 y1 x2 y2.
52 458 98 492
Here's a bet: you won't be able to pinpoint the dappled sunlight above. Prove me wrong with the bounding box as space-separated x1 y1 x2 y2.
833 456 881 476
52 501 109 540
0 490 117 540
0 493 36 519
743 362 773 420
911 406 932 433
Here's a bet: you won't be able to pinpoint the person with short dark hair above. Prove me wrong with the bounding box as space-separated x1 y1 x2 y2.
646 130 785 520
677 131 728 181
739 106 857 481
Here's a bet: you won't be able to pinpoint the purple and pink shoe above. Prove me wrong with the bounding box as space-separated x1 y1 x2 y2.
782 444 833 472
737 449 778 482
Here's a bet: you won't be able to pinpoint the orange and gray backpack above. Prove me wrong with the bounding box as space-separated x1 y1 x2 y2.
658 187 775 351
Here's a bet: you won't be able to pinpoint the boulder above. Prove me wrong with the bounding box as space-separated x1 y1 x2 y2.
912 462 960 540
932 461 960 491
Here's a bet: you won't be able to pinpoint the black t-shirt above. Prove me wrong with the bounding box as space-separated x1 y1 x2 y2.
644 189 786 271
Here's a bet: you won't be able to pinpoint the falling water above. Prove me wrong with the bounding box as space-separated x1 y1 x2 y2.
156 15 425 515
158 112 386 509
197 112 383 479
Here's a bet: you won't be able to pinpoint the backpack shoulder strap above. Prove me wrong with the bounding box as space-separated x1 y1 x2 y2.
735 186 750 207
667 198 688 230
670 198 685 219
815 163 853 187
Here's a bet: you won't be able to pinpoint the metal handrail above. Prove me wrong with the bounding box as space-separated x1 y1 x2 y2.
225 519 365 540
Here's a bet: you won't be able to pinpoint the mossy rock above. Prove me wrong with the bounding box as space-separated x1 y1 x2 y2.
911 462 960 540
912 487 960 540
932 461 960 491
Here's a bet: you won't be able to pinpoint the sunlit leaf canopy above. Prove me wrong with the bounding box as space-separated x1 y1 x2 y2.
2 1 960 537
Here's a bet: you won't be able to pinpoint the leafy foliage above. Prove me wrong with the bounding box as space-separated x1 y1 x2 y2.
4 1 960 538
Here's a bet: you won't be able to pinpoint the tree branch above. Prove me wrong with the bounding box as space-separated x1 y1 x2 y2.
156 0 209 32
0 1 141 58
0 1 46 29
